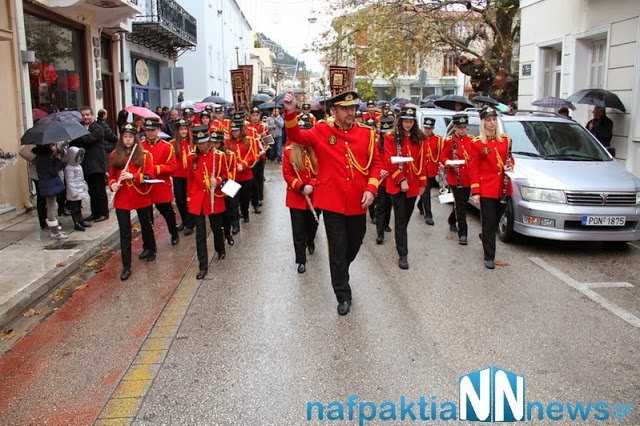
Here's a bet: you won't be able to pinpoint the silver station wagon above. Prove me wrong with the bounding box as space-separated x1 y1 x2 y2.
422 108 640 243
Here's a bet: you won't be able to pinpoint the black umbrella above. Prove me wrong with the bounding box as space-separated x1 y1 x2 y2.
272 93 286 104
434 95 474 111
420 99 437 108
420 94 441 103
566 89 626 112
21 121 90 145
251 93 272 107
531 96 576 110
471 95 500 106
38 110 82 124
202 95 230 104
257 102 276 110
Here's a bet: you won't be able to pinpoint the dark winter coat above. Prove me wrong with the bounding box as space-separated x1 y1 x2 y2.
71 120 106 175
35 149 65 197
97 118 118 154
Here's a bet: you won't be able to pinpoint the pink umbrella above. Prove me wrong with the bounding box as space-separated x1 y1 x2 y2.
195 102 220 112
125 105 163 123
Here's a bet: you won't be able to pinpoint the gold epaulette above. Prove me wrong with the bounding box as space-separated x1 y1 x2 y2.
356 122 375 130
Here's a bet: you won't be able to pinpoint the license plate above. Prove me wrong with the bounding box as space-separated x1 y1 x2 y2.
581 216 626 226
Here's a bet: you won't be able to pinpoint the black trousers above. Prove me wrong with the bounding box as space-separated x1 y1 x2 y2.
419 177 438 218
173 177 193 229
289 207 321 264
86 172 108 218
375 185 392 236
194 213 224 271
448 186 471 237
67 200 83 225
116 207 156 270
480 197 507 261
236 179 252 220
251 159 265 207
323 211 367 304
222 197 234 237
391 193 417 256
154 202 178 237
33 180 47 228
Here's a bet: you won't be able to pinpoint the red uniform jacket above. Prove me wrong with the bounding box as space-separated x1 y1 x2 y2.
363 111 381 125
384 133 427 198
282 145 318 210
223 150 237 182
171 139 192 179
141 138 177 204
440 133 473 188
227 137 255 182
186 149 228 215
284 111 382 216
210 118 231 139
424 133 443 178
469 135 514 199
246 122 268 161
108 150 154 211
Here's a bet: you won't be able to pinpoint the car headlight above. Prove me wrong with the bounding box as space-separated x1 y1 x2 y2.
636 191 640 205
521 186 566 203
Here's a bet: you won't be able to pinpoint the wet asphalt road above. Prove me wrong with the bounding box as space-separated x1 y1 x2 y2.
0 161 639 425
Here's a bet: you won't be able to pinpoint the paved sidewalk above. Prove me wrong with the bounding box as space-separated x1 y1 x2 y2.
0 209 121 328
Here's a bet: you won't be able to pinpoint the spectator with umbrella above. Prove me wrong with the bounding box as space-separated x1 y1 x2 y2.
586 106 613 148
567 88 625 150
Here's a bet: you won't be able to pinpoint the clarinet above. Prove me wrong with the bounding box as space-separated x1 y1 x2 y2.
451 137 463 188
499 137 512 204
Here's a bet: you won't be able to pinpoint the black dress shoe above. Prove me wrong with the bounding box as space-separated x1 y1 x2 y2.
171 233 180 245
147 252 156 262
120 269 131 281
307 242 315 254
232 226 240 235
258 200 263 207
80 220 92 228
337 300 351 316
253 206 261 214
484 260 495 269
459 236 468 245
93 216 107 223
243 216 250 223
138 249 152 259
371 217 377 224
398 256 409 270
384 226 392 233
183 228 194 236
297 263 306 273
73 223 85 231
226 236 235 245
177 223 185 231
196 269 207 279
218 252 226 260
449 223 458 232
376 234 384 245
425 216 434 226
85 215 95 222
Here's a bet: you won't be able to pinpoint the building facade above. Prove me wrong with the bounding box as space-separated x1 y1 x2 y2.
177 0 251 103
518 0 640 174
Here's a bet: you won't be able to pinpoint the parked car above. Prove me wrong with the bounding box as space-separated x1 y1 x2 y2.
448 110 640 243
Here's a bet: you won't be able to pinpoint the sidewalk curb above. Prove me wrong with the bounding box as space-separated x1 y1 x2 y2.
0 220 121 329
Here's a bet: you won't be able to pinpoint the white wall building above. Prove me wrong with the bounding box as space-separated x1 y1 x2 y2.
518 0 640 175
178 0 252 102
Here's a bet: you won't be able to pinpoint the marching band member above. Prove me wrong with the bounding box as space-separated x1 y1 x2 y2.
141 117 180 247
419 117 443 225
282 115 321 274
440 113 473 246
282 90 382 316
199 109 212 130
171 119 194 236
384 106 427 269
187 129 228 280
108 124 156 281
374 117 394 244
211 106 231 139
470 106 514 269
215 133 237 246
354 109 364 124
299 103 317 126
247 107 267 214
182 107 196 126
227 112 256 233
362 100 381 125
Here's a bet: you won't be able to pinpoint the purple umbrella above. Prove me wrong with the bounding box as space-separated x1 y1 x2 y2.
531 96 576 110
38 110 82 124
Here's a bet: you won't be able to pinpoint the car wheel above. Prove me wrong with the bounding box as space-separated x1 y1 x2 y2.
498 198 516 243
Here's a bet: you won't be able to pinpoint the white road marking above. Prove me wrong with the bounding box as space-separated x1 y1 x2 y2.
629 242 640 251
529 257 640 328
585 282 634 289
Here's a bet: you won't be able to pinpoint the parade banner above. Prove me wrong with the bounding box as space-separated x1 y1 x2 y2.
239 65 253 110
231 69 247 109
329 66 351 96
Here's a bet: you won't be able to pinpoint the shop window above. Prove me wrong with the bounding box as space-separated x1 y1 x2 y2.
25 13 85 113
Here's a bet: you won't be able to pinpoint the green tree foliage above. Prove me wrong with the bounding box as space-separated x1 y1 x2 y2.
312 0 520 102
355 78 376 101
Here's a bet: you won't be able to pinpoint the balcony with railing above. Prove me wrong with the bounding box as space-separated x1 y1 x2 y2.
127 0 197 58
